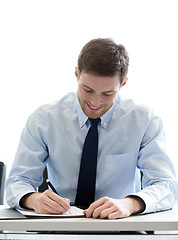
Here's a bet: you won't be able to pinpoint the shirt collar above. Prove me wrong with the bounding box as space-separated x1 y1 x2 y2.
76 99 88 128
76 95 120 129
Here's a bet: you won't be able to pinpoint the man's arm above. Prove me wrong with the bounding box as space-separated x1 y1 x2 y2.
20 190 71 214
84 196 145 219
6 108 50 209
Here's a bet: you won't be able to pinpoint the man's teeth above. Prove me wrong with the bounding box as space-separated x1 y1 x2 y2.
89 105 100 110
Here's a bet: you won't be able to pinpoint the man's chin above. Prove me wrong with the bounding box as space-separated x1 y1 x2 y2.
85 111 103 119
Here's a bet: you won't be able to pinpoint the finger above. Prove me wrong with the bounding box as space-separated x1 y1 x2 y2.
46 190 70 210
85 197 109 218
63 198 70 204
42 190 70 213
106 204 131 220
34 195 63 214
38 201 64 214
44 199 68 214
91 203 107 218
107 210 123 220
83 209 87 214
39 195 66 214
92 200 114 218
99 205 117 219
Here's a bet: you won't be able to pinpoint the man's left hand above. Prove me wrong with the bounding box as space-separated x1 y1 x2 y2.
83 196 145 219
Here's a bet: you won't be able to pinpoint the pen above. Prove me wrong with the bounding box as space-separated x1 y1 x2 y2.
46 179 58 194
46 179 72 214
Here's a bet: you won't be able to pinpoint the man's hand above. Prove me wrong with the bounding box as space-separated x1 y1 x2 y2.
20 190 71 214
83 196 145 219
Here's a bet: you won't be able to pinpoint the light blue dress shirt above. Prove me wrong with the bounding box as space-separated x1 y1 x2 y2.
6 92 178 213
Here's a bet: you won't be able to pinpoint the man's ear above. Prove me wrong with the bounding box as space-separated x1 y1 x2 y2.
121 77 128 87
75 67 79 79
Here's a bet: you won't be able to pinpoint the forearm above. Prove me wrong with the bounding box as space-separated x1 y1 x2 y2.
133 181 178 214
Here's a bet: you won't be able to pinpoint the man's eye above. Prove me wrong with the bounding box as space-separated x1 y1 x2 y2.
103 92 114 96
84 88 93 93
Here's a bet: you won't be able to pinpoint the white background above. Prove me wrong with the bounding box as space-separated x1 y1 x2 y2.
0 0 178 176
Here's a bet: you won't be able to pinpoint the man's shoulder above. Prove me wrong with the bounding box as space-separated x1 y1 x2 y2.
119 95 154 117
41 92 77 111
28 92 77 122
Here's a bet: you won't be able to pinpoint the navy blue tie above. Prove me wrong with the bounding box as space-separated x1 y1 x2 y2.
75 118 101 208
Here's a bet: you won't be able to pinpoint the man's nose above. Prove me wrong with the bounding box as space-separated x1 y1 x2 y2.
89 94 101 107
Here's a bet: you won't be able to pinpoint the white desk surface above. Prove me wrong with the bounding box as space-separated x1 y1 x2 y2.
0 205 178 233
0 233 178 240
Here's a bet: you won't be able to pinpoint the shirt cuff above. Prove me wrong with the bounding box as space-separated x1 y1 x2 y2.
127 192 157 214
19 192 35 209
126 195 146 213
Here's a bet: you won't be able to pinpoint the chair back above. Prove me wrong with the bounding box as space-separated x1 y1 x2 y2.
0 162 6 204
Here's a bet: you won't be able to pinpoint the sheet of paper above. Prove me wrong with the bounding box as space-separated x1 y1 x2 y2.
17 206 85 217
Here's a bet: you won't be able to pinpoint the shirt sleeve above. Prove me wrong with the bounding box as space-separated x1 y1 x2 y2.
132 114 178 214
5 108 48 209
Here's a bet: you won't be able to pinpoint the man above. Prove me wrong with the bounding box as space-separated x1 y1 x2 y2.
6 38 178 219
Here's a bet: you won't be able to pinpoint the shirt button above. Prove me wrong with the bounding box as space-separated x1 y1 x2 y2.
104 123 107 126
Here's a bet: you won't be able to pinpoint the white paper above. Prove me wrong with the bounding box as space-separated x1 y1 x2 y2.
17 206 85 217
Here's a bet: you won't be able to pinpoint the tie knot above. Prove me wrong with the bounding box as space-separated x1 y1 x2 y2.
89 118 101 127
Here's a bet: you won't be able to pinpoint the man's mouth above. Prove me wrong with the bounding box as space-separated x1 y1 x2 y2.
87 103 102 110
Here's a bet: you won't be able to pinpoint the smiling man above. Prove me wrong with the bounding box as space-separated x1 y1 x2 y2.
6 38 178 220
76 72 123 119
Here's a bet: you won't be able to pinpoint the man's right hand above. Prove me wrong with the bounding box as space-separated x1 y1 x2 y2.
20 190 71 214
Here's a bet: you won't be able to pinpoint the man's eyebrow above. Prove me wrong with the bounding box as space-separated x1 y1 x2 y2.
82 84 93 90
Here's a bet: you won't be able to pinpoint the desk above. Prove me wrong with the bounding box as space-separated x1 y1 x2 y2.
1 207 178 232
0 234 178 240
0 206 178 239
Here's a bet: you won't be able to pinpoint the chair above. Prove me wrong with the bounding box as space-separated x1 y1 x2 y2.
0 162 6 204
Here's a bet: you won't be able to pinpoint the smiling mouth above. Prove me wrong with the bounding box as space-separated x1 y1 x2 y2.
87 103 102 110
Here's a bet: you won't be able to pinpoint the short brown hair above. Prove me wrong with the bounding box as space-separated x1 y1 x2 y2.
77 38 129 84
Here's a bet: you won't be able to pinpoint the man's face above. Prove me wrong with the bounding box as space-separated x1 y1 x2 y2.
76 70 125 119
